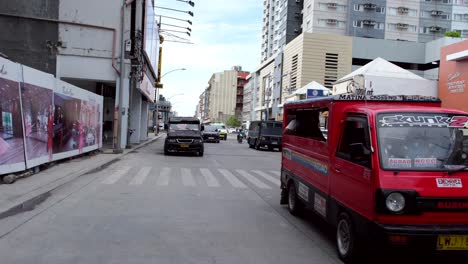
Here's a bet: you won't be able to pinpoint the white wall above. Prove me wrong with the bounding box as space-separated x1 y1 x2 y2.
56 0 126 82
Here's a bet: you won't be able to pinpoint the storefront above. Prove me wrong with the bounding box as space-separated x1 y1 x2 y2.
439 40 468 113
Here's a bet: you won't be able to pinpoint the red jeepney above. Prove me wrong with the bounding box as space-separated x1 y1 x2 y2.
280 94 468 262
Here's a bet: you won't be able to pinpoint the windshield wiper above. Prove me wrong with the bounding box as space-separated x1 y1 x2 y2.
446 165 468 175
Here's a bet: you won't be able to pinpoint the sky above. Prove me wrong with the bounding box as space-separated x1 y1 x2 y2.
155 0 263 116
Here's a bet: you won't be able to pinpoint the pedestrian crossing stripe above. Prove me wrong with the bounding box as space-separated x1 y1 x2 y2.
100 167 280 189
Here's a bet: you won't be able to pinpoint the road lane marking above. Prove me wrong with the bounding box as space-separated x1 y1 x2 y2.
200 168 220 187
102 166 131 184
270 170 281 177
156 167 171 186
252 170 280 187
181 168 196 186
235 169 271 189
218 169 247 188
129 167 152 185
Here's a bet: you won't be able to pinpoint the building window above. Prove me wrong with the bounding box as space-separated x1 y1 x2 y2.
353 20 362 28
324 53 338 89
307 20 311 30
376 7 385 14
290 54 298 91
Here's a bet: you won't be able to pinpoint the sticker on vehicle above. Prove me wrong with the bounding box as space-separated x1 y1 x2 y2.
414 158 437 168
436 178 463 188
314 193 327 218
298 182 309 202
388 158 412 168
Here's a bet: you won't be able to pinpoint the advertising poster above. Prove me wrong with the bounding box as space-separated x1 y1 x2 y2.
0 57 26 174
53 80 103 161
21 65 55 167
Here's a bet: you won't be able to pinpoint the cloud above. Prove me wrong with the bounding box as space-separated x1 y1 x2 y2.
156 0 262 116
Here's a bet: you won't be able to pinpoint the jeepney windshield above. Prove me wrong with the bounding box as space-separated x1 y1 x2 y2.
377 113 468 171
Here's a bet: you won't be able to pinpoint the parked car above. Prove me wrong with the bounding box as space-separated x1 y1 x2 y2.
164 117 204 156
202 125 220 143
247 120 283 151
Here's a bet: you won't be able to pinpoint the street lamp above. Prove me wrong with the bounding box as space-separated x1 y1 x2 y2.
162 68 186 78
158 15 192 25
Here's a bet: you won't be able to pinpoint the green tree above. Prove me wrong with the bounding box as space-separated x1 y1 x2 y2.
445 31 461 38
226 115 241 127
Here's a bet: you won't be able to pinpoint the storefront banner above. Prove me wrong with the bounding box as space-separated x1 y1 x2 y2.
52 80 103 161
0 57 26 174
21 65 55 168
139 73 156 103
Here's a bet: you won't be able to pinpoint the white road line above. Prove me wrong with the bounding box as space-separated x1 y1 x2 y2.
235 169 271 189
181 168 196 186
218 169 247 188
200 168 220 187
252 170 280 187
102 166 131 184
270 170 281 177
129 167 152 185
156 167 171 186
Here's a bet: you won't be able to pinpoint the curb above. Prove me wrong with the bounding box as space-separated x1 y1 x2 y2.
0 135 162 219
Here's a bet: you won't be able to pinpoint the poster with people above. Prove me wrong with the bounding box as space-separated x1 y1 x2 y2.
20 65 55 167
0 58 26 174
0 57 103 176
52 80 103 161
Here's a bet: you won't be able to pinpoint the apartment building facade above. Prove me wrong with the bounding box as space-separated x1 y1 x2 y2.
261 0 304 62
301 0 468 42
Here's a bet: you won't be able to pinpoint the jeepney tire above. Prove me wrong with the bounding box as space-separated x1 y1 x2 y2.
336 212 360 264
287 182 303 216
255 141 261 150
198 151 204 157
164 147 169 156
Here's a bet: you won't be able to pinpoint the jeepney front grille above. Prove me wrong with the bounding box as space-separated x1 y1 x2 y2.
176 139 193 143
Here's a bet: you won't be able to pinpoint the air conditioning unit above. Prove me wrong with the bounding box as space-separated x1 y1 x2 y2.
363 20 376 26
327 2 337 8
396 23 409 29
431 10 443 16
327 19 338 24
397 7 409 14
363 3 377 10
429 26 441 32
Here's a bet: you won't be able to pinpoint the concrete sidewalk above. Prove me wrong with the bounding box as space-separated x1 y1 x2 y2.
0 133 163 218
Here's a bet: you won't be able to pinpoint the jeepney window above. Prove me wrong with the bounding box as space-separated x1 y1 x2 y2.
284 108 328 141
336 116 372 168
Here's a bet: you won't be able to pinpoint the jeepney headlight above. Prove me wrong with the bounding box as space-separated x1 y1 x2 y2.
193 139 202 143
168 139 176 143
261 136 266 140
386 192 406 213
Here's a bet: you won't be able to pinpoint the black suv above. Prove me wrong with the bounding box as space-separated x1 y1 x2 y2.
164 117 204 156
247 121 283 151
202 125 220 143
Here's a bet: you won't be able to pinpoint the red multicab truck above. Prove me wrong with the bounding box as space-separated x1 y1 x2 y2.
280 93 468 262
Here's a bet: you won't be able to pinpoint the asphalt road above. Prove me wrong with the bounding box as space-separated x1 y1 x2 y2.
0 136 459 264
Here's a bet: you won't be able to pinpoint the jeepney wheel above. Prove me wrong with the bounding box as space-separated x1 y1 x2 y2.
287 182 302 216
336 212 358 263
255 141 261 150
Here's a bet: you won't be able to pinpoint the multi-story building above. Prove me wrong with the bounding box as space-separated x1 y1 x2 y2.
301 0 468 42
261 0 304 62
236 71 249 121
0 0 161 151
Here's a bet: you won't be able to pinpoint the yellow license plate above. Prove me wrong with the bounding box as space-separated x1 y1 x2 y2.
180 144 189 148
437 235 468 250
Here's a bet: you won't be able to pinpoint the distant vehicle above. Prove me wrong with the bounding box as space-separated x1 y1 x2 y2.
228 128 237 134
211 122 228 140
247 120 283 151
202 125 220 143
164 117 204 156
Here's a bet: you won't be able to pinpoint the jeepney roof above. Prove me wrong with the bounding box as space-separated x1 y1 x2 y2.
169 117 200 123
283 94 468 116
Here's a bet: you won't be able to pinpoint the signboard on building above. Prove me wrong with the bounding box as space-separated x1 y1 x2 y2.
440 40 468 113
306 89 325 99
139 73 156 103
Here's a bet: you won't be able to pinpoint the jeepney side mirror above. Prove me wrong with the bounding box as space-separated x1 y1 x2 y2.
349 143 365 160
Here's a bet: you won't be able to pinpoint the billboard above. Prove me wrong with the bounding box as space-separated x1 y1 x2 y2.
0 57 103 176
0 58 25 174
